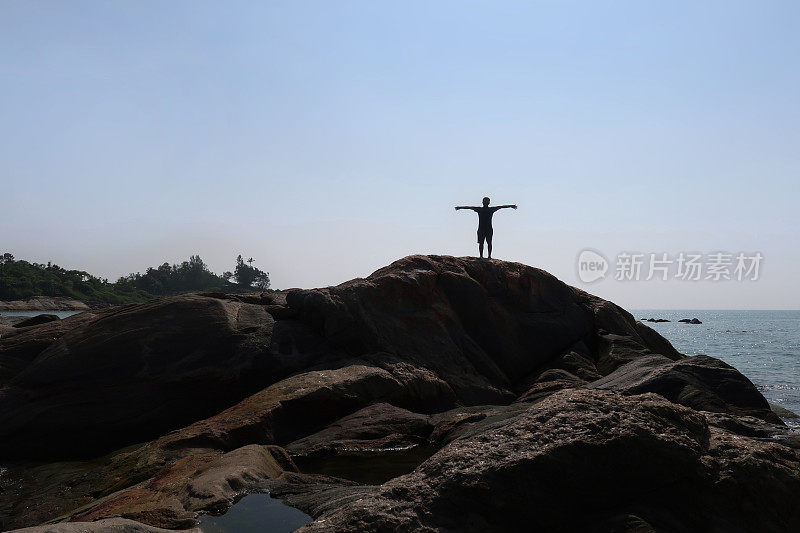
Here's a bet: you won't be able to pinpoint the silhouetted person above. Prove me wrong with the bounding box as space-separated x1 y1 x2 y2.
455 197 517 259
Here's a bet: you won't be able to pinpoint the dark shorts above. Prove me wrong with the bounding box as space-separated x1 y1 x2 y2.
477 227 493 244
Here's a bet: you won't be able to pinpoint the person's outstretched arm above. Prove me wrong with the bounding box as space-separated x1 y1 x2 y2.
454 206 479 211
492 204 518 211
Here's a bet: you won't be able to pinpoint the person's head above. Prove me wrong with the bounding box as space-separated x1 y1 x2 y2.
482 197 490 206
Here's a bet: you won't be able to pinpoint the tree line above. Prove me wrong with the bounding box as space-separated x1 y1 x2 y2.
0 252 270 304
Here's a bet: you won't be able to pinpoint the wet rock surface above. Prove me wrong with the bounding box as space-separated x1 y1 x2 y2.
0 255 797 532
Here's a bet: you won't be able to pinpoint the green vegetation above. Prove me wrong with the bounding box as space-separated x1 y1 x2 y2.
0 252 270 304
233 255 270 290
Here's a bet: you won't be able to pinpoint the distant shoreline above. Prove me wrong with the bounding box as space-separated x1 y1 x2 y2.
0 296 92 311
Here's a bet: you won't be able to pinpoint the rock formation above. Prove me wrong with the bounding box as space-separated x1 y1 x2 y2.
10 314 59 328
0 255 796 532
0 297 90 311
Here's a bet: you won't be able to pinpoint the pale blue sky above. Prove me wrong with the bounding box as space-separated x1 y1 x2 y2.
2 1 799 308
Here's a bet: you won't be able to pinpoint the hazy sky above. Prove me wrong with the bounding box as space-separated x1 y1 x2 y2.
2 1 799 309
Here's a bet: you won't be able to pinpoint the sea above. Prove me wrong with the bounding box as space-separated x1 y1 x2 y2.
632 309 800 429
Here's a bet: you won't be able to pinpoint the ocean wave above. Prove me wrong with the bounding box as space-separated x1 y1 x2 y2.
758 384 800 391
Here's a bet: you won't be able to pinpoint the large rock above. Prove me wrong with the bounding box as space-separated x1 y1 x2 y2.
11 314 60 328
7 518 193 533
0 311 98 383
285 256 598 404
589 354 782 423
286 403 434 457
150 363 453 453
0 255 793 532
0 296 302 458
297 389 800 532
66 444 294 529
0 364 452 531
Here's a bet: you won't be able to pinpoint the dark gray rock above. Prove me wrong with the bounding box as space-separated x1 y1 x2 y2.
770 403 800 419
0 255 790 533
0 296 298 458
297 389 800 533
590 354 780 423
286 403 433 457
11 314 59 328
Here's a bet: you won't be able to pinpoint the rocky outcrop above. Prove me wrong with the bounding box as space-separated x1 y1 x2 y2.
0 316 26 327
285 403 433 457
0 255 796 532
0 297 90 311
11 314 59 328
284 256 597 405
8 518 196 533
148 363 452 453
771 403 800 419
296 389 800 533
66 444 295 529
0 311 98 383
0 296 298 458
590 354 781 423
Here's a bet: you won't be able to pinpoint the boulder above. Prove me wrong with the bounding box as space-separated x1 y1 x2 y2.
296 389 800 532
0 255 792 533
67 445 293 529
11 314 59 328
6 518 194 533
285 403 433 457
150 363 453 453
589 354 780 422
0 365 453 530
0 256 684 461
285 255 597 404
0 441 301 531
0 296 295 458
770 403 799 419
0 316 28 327
517 368 585 402
0 311 98 383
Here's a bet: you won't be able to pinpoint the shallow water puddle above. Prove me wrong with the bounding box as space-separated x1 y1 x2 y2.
198 493 312 533
293 444 439 485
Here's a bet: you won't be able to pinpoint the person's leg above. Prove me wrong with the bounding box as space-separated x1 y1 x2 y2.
487 231 493 259
478 230 484 258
